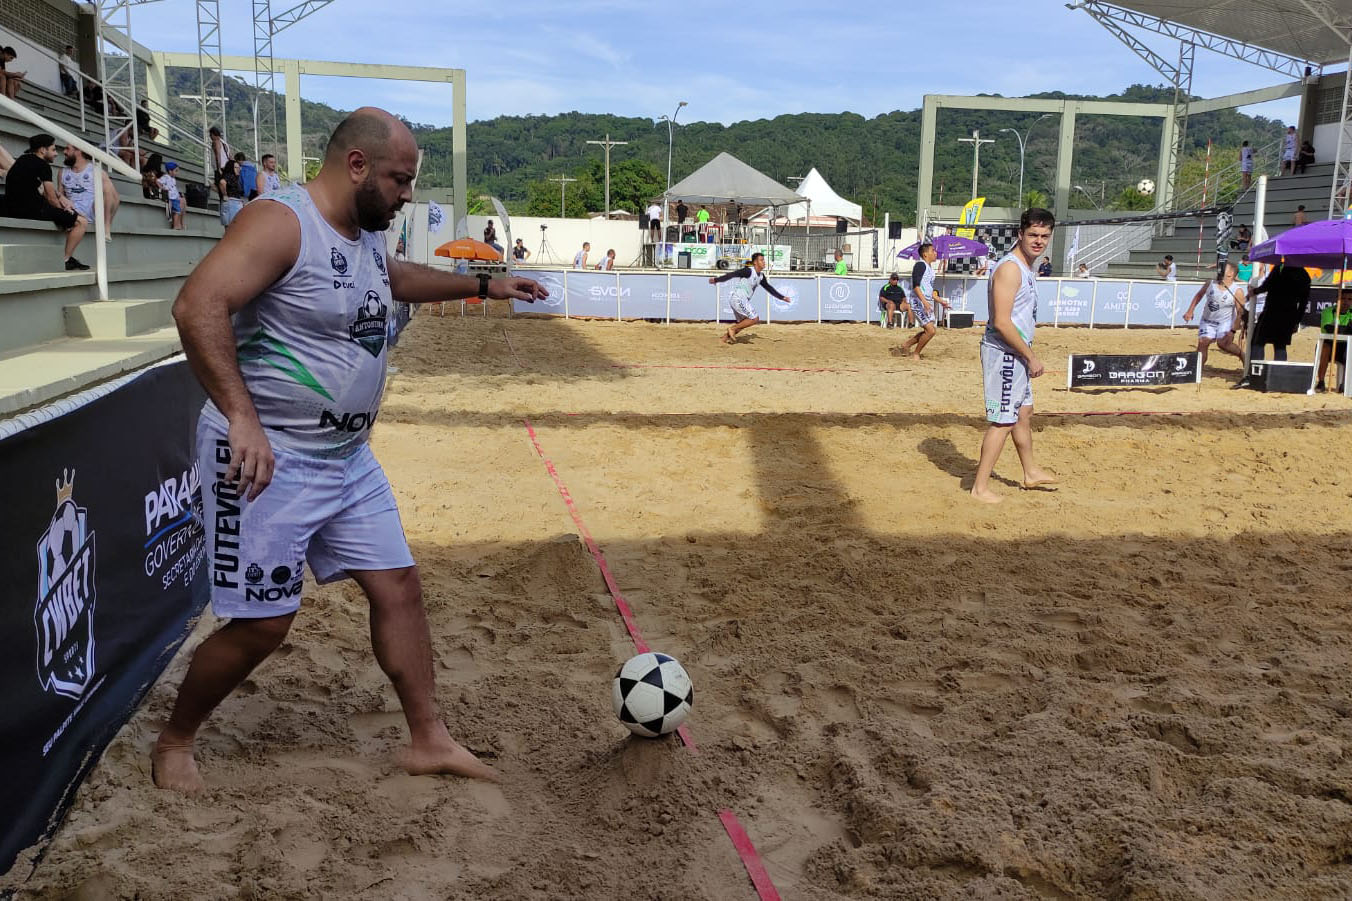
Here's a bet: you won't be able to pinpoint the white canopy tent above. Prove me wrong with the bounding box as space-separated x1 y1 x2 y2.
751 167 862 227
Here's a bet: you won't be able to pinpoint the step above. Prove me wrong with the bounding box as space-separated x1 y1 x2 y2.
0 326 181 416
0 262 192 297
64 299 172 338
0 243 65 275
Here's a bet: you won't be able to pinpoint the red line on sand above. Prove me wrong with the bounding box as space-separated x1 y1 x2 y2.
523 418 779 898
613 362 884 374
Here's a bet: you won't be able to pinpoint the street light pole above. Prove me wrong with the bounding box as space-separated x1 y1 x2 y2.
549 174 578 217
957 129 995 200
586 133 629 220
997 114 1051 207
659 100 688 195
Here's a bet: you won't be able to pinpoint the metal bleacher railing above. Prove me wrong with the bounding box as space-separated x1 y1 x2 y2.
0 92 139 302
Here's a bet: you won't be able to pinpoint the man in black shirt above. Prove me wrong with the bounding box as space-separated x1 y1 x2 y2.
676 199 689 223
878 272 907 328
7 133 89 269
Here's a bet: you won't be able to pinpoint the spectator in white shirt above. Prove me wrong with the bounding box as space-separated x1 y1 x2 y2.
646 201 663 241
595 248 616 271
58 45 78 97
1156 254 1177 281
573 241 590 269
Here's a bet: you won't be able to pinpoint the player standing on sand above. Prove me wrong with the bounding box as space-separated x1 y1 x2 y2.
971 208 1059 503
151 108 547 794
1182 261 1246 368
709 252 790 344
899 242 950 358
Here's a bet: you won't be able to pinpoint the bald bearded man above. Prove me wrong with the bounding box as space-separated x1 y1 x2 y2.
153 108 547 793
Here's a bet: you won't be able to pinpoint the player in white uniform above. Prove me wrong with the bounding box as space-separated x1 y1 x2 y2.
709 252 790 344
899 242 950 358
58 144 119 237
1182 261 1245 368
152 108 548 794
971 208 1059 504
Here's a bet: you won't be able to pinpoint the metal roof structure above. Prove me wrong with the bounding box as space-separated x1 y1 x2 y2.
1093 1 1351 67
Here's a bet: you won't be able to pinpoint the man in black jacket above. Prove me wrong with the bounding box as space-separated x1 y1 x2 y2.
1249 262 1311 362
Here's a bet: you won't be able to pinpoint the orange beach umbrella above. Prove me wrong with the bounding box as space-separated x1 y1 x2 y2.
434 238 502 261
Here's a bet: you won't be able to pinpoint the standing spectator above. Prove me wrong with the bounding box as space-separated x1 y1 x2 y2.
6 134 89 269
159 160 184 230
512 238 530 262
1316 288 1352 392
594 248 616 271
1293 205 1309 227
1156 254 1177 281
1 47 27 100
1239 141 1254 190
573 241 591 269
646 199 662 241
1295 140 1315 175
676 199 689 223
59 144 120 240
137 99 159 142
216 158 245 227
1037 256 1052 277
1249 261 1311 363
1280 126 1297 176
833 249 848 275
234 152 257 200
58 45 79 97
483 219 502 254
257 153 282 196
208 126 230 172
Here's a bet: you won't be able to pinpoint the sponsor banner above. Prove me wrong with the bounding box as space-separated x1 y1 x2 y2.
1130 281 1177 327
0 362 208 873
1051 279 1093 324
744 244 793 272
819 277 870 321
514 269 566 315
566 271 621 318
1092 280 1134 327
668 274 720 320
1067 351 1201 389
618 274 671 320
768 277 815 322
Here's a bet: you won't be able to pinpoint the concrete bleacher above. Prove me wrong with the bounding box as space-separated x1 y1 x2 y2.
0 79 223 416
1103 163 1339 281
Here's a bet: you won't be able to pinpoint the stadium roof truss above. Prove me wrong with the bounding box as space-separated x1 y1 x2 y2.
1071 1 1352 216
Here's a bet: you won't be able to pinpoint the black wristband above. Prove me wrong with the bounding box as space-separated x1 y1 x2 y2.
477 272 490 299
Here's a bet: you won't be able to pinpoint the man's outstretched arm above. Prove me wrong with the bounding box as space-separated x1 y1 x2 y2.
387 260 548 305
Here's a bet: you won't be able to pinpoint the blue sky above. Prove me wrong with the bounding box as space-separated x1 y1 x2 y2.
128 0 1303 126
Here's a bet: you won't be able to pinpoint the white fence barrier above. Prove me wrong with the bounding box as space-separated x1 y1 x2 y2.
512 269 1209 328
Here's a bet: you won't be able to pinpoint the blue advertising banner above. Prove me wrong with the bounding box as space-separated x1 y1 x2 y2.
565 271 621 319
0 362 208 873
768 277 816 322
1093 280 1134 327
819 276 869 321
1130 281 1178 327
618 274 672 320
514 269 567 316
1050 280 1094 325
717 281 770 323
668 274 719 321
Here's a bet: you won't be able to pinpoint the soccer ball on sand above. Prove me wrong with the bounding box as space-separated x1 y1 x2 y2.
1137 178 1156 196
612 652 693 737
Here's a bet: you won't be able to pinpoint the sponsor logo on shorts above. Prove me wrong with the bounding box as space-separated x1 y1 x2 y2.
246 561 303 603
34 469 97 701
245 563 264 584
1000 351 1015 413
349 291 389 357
211 440 243 591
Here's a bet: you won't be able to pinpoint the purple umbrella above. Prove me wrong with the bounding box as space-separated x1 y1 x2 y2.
1248 219 1352 269
898 235 990 260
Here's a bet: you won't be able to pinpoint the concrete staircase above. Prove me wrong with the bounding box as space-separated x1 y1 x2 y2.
1102 163 1339 281
0 88 225 416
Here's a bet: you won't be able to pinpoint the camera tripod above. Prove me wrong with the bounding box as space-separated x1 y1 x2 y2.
536 225 558 265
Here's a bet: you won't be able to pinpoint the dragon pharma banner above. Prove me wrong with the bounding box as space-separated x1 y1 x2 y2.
0 362 207 874
1067 352 1201 389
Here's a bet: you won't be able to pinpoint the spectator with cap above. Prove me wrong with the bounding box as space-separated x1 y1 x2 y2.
6 133 90 269
878 271 907 328
159 160 184 230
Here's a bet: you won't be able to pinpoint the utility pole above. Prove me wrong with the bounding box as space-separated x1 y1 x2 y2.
957 129 995 200
549 174 578 217
586 134 629 219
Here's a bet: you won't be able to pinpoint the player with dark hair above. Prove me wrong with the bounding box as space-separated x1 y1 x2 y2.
971 208 1059 503
899 242 949 357
1182 260 1245 368
709 252 789 344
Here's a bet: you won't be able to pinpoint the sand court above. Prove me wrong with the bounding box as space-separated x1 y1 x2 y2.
7 314 1352 899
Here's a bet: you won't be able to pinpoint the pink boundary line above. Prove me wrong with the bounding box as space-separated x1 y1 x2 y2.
521 417 779 900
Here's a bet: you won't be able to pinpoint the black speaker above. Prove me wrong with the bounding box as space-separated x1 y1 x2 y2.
1247 361 1314 393
638 212 650 229
888 222 903 239
835 217 847 234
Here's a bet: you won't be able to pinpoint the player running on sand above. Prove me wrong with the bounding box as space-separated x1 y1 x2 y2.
1182 261 1245 368
709 252 789 344
899 242 950 358
971 208 1059 503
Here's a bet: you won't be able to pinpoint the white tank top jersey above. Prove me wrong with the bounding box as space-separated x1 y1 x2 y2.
914 260 936 299
60 164 96 221
262 171 282 194
982 253 1038 353
1202 281 1239 323
203 185 394 458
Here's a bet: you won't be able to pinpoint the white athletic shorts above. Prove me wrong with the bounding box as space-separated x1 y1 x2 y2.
911 297 934 328
728 291 758 321
1198 316 1234 340
980 342 1033 425
197 410 415 619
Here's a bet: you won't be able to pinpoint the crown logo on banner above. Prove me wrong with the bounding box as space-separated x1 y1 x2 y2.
55 468 75 503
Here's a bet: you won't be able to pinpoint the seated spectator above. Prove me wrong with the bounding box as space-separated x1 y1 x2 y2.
58 45 78 97
141 152 164 199
594 248 616 270
1156 254 1177 280
159 161 184 230
1075 263 1090 278
216 158 245 227
1 47 26 100
1230 224 1251 252
0 142 13 179
59 144 119 240
137 99 159 142
512 238 530 262
1295 140 1316 175
1293 205 1309 227
483 219 502 253
7 133 89 269
233 151 257 201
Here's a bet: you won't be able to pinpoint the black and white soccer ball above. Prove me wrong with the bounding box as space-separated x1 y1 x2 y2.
1137 178 1156 196
612 652 693 738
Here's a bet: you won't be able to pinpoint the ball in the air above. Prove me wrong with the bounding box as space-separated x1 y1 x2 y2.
612 652 693 737
1137 178 1156 196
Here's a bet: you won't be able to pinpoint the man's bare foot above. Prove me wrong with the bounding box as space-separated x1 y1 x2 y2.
970 486 1003 504
399 732 501 783
1022 470 1060 489
720 328 736 345
152 736 205 795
